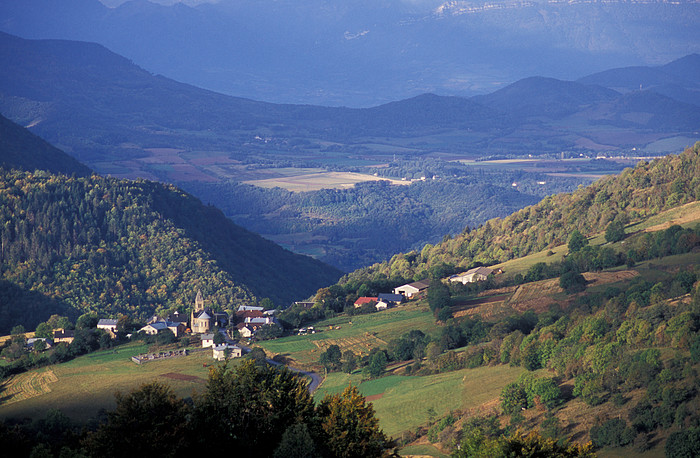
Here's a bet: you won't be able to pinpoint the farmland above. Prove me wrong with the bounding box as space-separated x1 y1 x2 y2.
259 302 438 369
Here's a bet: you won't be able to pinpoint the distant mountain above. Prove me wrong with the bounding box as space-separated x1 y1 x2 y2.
1 31 698 182
472 77 620 119
0 169 342 333
0 114 92 176
1 0 698 106
578 54 700 107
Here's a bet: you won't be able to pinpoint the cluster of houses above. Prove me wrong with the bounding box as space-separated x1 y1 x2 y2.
100 290 279 361
353 266 498 310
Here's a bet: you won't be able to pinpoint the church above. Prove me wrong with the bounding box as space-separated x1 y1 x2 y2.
190 290 229 334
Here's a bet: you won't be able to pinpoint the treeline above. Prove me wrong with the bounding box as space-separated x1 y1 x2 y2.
0 169 340 333
342 143 700 283
0 360 395 458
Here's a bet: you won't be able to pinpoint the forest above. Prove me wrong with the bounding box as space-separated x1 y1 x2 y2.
0 169 340 334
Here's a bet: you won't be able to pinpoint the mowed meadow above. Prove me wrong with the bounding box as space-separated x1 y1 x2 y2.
0 343 213 422
314 365 526 437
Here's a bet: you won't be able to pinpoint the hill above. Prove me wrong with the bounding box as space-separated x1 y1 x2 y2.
0 169 341 334
0 114 91 176
578 53 700 107
343 143 700 284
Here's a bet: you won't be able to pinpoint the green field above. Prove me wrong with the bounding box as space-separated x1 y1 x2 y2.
259 302 438 368
0 343 217 422
315 365 526 437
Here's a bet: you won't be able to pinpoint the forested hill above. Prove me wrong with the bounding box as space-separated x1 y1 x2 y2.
345 143 700 283
0 170 341 333
0 114 91 176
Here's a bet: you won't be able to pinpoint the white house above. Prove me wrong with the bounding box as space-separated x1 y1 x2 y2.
201 333 215 348
375 300 389 311
449 266 494 285
393 279 430 299
212 344 243 361
97 318 119 338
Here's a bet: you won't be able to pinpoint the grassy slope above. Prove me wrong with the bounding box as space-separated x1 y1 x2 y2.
0 342 214 422
315 366 526 438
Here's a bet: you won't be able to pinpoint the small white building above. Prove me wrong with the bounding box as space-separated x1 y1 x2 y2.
201 333 215 348
212 344 243 361
97 318 119 338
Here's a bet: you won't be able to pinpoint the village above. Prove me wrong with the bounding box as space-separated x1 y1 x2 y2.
9 266 498 368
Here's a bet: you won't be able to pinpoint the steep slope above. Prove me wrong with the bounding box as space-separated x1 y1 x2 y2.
0 170 341 334
0 114 91 176
344 143 700 283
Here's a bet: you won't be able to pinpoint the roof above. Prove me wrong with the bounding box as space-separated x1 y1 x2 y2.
354 297 378 305
238 305 264 312
464 266 493 276
201 333 215 340
97 319 118 327
378 293 403 302
410 279 430 289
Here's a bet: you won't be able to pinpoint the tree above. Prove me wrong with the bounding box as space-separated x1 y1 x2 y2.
341 350 357 374
560 271 587 294
568 230 588 253
194 360 315 456
273 423 317 458
320 344 342 372
605 220 626 243
84 382 191 457
213 332 226 345
316 385 393 458
428 281 450 313
366 351 388 378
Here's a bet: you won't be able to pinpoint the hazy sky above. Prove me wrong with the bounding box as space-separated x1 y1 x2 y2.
99 0 218 7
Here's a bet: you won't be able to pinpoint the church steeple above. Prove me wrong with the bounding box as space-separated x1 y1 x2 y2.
195 289 204 311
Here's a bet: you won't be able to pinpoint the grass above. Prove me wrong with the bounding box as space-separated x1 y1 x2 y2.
259 302 438 368
314 365 526 437
0 342 218 422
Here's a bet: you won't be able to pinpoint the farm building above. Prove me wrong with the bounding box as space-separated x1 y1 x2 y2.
449 266 494 284
393 279 430 299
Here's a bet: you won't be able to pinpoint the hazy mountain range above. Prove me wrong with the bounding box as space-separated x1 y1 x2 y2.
1 0 699 106
1 31 698 181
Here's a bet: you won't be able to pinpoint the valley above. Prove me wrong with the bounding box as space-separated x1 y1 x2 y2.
1 3 699 455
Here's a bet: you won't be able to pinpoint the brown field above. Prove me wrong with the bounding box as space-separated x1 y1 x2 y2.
454 270 640 318
1 370 58 405
644 201 700 232
312 334 387 357
243 171 410 192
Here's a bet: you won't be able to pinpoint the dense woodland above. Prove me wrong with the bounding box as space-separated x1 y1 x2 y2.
0 170 341 334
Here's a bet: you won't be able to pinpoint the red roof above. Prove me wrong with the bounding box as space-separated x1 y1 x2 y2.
354 296 378 306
